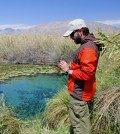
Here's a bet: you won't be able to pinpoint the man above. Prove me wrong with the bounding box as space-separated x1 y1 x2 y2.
58 19 101 134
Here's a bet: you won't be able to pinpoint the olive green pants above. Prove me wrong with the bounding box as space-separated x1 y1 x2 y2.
69 95 91 134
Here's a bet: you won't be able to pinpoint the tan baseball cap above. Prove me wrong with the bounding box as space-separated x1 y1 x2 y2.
63 19 86 37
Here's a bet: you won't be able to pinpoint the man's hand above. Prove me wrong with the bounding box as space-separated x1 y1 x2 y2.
57 61 69 72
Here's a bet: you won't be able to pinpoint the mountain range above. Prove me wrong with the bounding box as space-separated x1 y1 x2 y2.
0 20 120 35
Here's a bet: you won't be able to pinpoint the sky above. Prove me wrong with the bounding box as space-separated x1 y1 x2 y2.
0 0 120 27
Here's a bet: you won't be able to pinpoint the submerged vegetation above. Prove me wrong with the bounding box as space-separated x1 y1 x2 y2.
0 32 120 133
0 64 58 82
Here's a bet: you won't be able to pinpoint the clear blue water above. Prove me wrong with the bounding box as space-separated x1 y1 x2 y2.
0 74 67 118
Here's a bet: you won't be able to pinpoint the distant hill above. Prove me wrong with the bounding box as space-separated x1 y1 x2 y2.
0 28 22 34
87 22 120 34
0 20 120 35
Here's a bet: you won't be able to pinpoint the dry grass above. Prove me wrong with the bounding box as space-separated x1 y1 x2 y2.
92 86 120 134
0 34 77 65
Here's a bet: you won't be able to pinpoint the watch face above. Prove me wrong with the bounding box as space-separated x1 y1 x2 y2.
66 69 70 74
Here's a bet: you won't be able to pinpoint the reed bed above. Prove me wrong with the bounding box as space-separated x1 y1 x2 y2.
0 32 120 133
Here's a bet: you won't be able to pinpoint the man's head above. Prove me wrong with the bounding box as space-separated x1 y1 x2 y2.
63 19 89 44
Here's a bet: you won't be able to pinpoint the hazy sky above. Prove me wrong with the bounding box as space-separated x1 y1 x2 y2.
0 0 120 26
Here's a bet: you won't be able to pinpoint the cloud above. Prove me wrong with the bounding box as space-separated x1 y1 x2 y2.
96 20 120 25
0 24 36 30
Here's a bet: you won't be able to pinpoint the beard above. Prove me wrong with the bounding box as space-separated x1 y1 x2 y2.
74 33 83 44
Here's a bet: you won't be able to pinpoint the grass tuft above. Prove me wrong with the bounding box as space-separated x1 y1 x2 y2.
43 86 70 128
92 86 120 134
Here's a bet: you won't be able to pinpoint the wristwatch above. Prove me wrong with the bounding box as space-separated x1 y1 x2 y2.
66 69 70 75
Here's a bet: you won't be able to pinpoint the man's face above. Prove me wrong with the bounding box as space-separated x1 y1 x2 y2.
70 30 82 44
